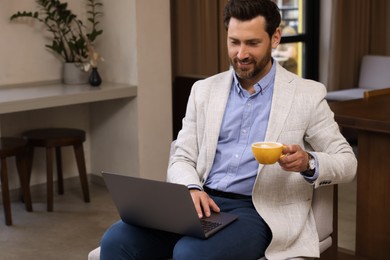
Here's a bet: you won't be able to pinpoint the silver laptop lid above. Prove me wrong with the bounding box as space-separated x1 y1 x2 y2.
102 172 238 239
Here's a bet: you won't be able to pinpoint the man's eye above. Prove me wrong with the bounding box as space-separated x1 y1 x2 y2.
248 41 259 46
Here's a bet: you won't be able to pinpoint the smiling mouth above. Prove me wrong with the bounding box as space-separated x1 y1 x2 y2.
236 60 252 70
236 57 252 65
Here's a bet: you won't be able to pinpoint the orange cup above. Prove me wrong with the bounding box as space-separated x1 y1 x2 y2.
251 142 285 165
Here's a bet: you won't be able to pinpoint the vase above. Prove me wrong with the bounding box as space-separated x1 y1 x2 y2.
89 67 102 87
62 63 88 85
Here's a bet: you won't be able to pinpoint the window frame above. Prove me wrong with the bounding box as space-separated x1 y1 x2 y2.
279 0 319 80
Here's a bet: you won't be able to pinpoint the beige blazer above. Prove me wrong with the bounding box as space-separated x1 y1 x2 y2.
167 64 357 259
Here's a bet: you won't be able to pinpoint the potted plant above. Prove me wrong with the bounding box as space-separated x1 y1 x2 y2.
10 0 103 84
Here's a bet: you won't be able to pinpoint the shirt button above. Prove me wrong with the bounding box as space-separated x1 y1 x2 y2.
242 129 247 133
235 154 239 158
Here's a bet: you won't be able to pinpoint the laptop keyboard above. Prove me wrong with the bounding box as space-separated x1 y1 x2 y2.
201 219 222 233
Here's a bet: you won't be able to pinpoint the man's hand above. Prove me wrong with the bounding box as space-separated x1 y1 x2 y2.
189 189 220 218
278 144 309 172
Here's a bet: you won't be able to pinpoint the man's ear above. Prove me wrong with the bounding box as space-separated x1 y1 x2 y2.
271 27 282 49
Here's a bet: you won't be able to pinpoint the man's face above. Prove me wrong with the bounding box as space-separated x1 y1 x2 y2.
227 16 281 87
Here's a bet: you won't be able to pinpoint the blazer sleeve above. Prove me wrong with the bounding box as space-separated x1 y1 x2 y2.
167 79 203 187
303 81 357 188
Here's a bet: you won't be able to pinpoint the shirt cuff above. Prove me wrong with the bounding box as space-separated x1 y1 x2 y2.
187 184 203 191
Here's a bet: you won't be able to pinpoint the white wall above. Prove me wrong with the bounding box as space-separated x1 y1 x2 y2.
135 0 173 180
97 0 138 85
0 0 172 189
1 1 62 84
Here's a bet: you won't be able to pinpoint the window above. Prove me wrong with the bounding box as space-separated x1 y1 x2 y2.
272 0 319 80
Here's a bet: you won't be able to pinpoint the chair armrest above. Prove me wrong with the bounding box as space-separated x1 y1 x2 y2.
363 87 390 99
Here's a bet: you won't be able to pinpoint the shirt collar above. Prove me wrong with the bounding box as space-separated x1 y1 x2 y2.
232 59 277 96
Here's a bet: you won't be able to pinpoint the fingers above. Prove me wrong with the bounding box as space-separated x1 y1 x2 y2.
279 144 308 172
190 189 205 218
190 189 220 218
208 197 220 214
199 194 212 217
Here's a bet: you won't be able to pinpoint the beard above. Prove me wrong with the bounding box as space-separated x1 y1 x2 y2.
230 47 272 82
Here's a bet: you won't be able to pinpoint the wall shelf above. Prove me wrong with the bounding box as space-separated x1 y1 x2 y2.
0 81 137 114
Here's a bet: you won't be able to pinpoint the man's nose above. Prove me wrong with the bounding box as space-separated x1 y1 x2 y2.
237 45 249 60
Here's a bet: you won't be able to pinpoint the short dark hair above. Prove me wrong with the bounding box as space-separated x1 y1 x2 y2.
224 0 281 38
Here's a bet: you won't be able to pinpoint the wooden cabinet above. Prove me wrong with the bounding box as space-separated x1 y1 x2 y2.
330 96 390 259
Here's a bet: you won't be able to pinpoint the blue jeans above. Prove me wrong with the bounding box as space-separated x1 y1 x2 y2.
100 195 272 260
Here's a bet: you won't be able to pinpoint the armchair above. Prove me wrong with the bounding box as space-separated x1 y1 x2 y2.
326 55 390 101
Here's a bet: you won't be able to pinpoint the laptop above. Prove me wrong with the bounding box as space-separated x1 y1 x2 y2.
102 172 238 239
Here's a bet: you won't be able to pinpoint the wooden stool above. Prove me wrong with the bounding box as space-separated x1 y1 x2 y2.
0 137 33 225
22 128 90 212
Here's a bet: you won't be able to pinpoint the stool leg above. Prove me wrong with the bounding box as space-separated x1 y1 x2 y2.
46 147 54 212
18 146 34 205
55 147 64 195
73 143 90 203
16 152 33 212
1 158 12 225
25 145 34 184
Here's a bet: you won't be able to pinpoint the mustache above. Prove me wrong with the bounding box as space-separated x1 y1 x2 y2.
234 57 253 63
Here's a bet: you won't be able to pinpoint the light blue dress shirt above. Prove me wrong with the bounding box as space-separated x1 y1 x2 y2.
204 62 277 196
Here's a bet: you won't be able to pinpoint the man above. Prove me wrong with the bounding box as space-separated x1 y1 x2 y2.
100 0 357 259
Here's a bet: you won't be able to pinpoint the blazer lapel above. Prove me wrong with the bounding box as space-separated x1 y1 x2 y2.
254 65 296 175
205 71 234 173
265 64 297 142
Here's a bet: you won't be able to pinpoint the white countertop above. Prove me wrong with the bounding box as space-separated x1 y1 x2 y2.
0 81 137 114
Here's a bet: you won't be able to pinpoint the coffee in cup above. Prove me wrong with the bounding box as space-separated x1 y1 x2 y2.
251 142 285 165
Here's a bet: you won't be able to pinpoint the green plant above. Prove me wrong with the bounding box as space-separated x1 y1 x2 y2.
10 0 103 67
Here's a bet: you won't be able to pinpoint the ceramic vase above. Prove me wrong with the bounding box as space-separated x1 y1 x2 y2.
88 67 102 87
62 63 88 85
